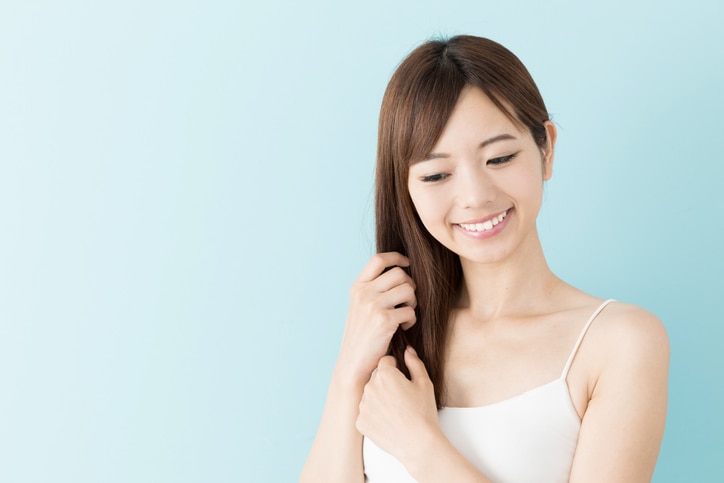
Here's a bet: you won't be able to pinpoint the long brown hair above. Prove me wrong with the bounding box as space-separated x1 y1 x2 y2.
375 35 550 407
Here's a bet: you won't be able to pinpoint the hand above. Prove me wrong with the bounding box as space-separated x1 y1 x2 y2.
356 347 441 468
336 252 417 385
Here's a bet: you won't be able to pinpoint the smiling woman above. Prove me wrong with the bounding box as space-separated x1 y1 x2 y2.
407 87 555 268
300 35 668 483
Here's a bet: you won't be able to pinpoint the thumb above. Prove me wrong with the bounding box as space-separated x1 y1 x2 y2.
404 346 429 382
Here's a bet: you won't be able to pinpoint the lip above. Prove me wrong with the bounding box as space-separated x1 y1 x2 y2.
457 209 511 226
454 208 512 239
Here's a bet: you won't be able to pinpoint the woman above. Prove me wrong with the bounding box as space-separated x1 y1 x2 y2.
301 35 668 482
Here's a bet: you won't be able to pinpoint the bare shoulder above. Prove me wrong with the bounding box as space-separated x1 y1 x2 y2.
595 302 669 359
568 301 669 481
586 301 669 394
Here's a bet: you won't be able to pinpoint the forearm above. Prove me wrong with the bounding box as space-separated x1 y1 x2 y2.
404 431 492 483
300 369 366 483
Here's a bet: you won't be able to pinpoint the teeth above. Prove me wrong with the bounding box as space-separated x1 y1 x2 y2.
458 210 508 232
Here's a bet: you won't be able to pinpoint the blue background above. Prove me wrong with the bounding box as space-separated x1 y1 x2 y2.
1 1 722 481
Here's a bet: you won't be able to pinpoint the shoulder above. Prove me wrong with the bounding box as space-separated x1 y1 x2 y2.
594 301 668 358
588 301 669 393
568 301 669 480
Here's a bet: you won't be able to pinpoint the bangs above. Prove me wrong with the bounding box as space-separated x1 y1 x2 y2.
378 42 467 169
379 38 540 171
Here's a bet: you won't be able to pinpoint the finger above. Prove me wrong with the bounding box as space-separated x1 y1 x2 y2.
404 346 430 383
357 252 410 283
379 282 417 310
383 305 416 331
399 310 417 330
377 355 398 370
373 266 416 293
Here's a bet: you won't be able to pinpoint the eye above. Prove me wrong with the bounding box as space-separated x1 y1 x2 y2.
420 173 450 183
487 153 517 166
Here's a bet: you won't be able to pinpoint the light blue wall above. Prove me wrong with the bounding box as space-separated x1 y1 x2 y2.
1 1 721 481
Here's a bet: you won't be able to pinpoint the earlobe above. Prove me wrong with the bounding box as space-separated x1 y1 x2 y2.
542 121 557 181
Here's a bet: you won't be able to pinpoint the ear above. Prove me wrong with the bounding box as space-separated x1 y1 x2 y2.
542 121 557 181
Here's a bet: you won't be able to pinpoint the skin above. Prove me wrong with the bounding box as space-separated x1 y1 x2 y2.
301 86 669 482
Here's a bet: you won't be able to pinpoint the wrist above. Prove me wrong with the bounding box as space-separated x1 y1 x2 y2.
332 356 375 390
400 424 446 475
330 364 369 394
404 428 490 483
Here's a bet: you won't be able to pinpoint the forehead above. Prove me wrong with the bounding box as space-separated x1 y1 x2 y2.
431 86 522 150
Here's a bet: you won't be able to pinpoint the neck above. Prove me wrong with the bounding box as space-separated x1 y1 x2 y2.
456 229 561 323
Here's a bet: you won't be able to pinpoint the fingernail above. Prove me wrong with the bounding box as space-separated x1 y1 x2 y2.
407 345 417 355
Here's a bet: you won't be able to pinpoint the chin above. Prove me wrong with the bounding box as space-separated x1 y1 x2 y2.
453 245 515 266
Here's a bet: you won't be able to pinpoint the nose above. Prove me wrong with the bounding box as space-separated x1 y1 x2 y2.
457 163 496 209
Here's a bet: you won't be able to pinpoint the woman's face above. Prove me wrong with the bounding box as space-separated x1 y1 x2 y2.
407 86 555 266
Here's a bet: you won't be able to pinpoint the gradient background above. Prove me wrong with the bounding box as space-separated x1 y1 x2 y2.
1 1 722 481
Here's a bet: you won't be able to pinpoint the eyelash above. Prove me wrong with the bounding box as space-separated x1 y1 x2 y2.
419 153 519 183
488 153 517 165
421 173 449 183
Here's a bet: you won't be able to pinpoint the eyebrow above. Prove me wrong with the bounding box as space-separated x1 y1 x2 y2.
423 133 518 161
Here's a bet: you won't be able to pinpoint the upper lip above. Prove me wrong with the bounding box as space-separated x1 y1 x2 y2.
456 208 510 225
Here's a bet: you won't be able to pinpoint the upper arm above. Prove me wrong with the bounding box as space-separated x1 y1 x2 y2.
569 306 669 483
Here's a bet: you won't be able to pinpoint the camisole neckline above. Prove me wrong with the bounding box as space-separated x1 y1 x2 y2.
363 299 616 483
440 299 616 414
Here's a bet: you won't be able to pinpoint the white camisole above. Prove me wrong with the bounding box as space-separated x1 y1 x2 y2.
363 299 615 483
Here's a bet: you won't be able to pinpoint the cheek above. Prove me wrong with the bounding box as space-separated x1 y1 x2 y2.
503 163 545 204
516 181 545 221
409 192 443 231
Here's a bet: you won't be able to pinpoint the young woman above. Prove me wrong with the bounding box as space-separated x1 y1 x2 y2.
301 35 668 483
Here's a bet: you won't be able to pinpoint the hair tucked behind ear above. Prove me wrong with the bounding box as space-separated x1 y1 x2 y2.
375 35 550 408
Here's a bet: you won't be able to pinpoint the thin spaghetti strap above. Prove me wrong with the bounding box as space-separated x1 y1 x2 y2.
560 299 616 379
